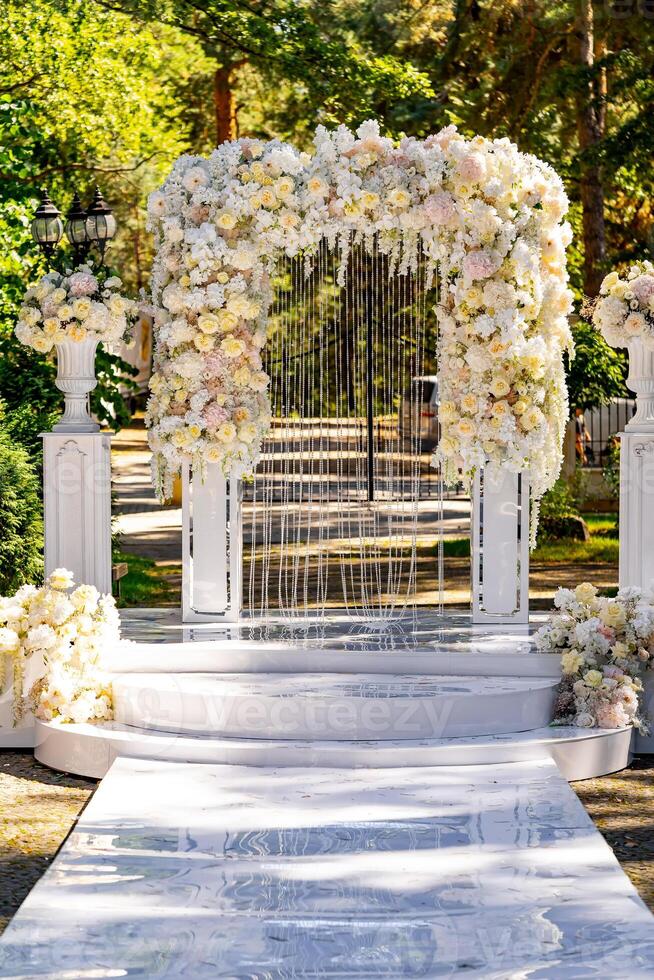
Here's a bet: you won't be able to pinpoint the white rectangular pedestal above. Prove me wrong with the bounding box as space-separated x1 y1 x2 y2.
182 463 242 622
42 432 112 595
619 433 654 591
471 468 529 624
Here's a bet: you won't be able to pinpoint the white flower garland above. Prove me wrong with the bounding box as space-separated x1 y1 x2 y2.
592 260 654 349
0 570 116 726
15 264 137 354
146 121 573 524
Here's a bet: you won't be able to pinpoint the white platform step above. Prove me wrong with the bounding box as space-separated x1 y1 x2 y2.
35 718 632 782
2 756 654 978
112 672 558 740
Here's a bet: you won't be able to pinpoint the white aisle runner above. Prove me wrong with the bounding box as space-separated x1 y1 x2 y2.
1 757 654 978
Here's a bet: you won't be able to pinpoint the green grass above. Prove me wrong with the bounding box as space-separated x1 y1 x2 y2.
438 511 619 565
112 552 178 607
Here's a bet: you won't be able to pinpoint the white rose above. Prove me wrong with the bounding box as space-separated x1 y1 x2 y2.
48 568 75 591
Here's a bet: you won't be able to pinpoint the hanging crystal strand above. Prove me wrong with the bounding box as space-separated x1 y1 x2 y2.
277 259 292 617
316 241 328 615
301 252 316 618
335 242 349 618
436 265 444 616
341 237 356 617
371 235 384 619
263 259 282 622
357 240 372 620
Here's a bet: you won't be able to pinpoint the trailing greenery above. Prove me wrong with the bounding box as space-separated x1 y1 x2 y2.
0 431 43 593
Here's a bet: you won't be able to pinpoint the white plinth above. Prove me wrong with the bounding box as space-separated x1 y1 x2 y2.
42 431 112 595
619 432 654 590
182 463 242 622
471 468 529 624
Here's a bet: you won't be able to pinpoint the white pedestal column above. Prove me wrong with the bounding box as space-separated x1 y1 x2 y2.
619 340 654 592
471 468 529 624
42 432 112 594
618 434 654 589
182 463 242 622
2 431 112 749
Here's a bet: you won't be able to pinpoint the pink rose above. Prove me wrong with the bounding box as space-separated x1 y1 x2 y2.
595 702 631 729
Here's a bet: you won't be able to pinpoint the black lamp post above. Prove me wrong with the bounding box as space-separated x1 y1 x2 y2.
30 190 64 260
65 192 90 265
31 186 117 268
85 188 117 261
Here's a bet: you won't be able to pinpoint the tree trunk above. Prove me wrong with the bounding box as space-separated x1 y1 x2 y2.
576 0 607 296
213 65 237 145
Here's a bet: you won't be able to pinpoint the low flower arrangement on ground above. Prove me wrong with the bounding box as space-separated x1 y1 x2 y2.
0 570 116 725
591 259 654 350
15 264 137 354
146 120 574 529
536 583 654 730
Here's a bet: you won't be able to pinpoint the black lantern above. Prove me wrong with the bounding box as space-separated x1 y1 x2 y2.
64 192 90 264
85 188 116 259
30 189 63 259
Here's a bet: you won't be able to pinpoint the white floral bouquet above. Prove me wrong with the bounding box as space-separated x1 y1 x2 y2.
145 120 573 511
591 259 654 349
0 569 116 725
535 582 654 729
15 264 137 354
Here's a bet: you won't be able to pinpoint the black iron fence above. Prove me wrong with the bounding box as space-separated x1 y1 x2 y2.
577 398 635 467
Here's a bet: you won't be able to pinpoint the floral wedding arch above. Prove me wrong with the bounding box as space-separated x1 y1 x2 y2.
146 120 573 528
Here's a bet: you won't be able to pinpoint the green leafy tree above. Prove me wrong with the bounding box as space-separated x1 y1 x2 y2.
0 431 43 592
566 319 627 411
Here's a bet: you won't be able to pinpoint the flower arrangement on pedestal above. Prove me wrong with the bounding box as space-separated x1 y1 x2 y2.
146 120 574 525
591 260 654 349
536 583 654 730
14 265 138 431
15 265 137 354
0 569 116 726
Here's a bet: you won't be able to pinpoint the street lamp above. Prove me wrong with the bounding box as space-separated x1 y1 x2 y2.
85 188 117 260
64 192 90 265
30 190 63 260
31 187 117 267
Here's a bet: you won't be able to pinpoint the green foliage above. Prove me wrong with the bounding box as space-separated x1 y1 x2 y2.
105 0 433 128
539 477 581 522
0 431 43 593
565 319 628 412
93 349 141 431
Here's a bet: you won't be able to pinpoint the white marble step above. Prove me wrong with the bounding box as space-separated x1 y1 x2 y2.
109 613 563 678
2 756 654 978
112 672 558 740
35 719 632 782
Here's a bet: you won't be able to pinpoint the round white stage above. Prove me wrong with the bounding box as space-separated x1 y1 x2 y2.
36 610 635 782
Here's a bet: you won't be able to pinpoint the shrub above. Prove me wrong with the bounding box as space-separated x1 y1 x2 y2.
537 476 589 542
0 430 43 592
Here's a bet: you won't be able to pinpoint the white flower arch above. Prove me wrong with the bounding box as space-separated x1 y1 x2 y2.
146 120 573 526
